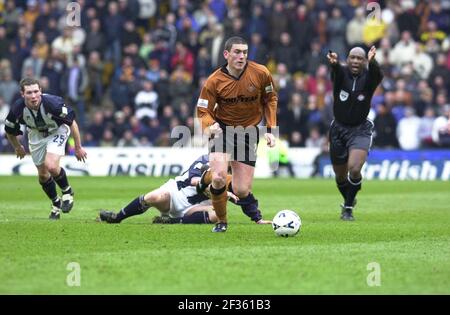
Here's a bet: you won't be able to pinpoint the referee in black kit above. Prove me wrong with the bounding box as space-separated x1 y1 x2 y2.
326 46 383 221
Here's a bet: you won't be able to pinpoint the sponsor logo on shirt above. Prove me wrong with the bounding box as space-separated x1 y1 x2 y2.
218 95 258 104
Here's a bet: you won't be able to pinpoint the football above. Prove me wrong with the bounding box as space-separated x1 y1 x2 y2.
272 210 302 237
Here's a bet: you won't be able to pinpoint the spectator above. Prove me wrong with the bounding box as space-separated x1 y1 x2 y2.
327 8 347 58
373 103 399 148
397 107 421 150
269 1 289 50
83 19 106 56
117 130 140 147
0 70 20 105
139 33 155 60
248 32 269 65
61 55 89 129
432 105 450 147
273 32 300 73
419 107 437 148
346 7 365 48
0 26 10 60
0 96 10 151
87 111 106 143
290 5 315 56
305 126 327 149
134 80 159 121
170 42 195 77
103 1 125 68
34 31 50 60
121 20 141 48
21 46 44 79
390 31 417 68
86 51 104 106
168 64 193 110
273 63 293 118
100 128 115 147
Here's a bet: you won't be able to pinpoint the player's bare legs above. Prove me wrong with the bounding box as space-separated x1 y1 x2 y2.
347 149 367 179
143 188 171 211
36 158 62 219
230 161 254 199
44 152 62 177
209 152 229 232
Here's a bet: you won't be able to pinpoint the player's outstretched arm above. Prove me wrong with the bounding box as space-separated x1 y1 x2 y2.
6 133 26 159
70 120 87 162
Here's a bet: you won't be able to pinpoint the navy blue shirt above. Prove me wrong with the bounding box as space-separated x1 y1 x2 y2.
4 94 75 136
175 155 210 205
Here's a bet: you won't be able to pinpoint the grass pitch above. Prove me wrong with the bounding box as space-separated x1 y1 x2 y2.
0 176 449 294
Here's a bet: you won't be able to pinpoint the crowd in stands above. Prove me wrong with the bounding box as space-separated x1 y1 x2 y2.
1 0 450 153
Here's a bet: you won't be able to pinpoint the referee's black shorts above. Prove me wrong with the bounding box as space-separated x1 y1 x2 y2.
209 123 260 167
329 119 374 165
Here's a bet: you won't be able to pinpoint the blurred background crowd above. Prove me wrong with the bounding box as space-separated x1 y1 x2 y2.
1 0 450 153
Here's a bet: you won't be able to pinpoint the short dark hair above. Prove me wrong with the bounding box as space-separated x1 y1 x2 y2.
224 36 247 51
19 78 41 92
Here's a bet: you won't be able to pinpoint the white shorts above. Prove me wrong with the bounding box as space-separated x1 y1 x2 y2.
28 124 71 166
160 179 212 218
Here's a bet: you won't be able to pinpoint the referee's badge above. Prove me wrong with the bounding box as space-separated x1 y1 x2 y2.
339 90 349 101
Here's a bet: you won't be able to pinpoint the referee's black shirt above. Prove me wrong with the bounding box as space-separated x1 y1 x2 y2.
330 59 383 126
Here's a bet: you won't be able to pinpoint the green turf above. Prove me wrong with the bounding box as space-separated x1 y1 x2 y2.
0 176 449 294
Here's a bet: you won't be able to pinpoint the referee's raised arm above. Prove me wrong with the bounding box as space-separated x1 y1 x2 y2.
327 50 342 82
367 45 384 86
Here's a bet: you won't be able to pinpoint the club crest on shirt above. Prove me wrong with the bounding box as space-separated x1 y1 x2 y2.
357 94 365 101
60 105 68 117
339 90 349 101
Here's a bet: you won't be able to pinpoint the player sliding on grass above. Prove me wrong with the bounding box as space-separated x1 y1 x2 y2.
98 154 271 225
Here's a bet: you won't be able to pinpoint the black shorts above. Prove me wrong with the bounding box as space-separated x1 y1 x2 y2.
329 119 374 165
209 123 260 167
